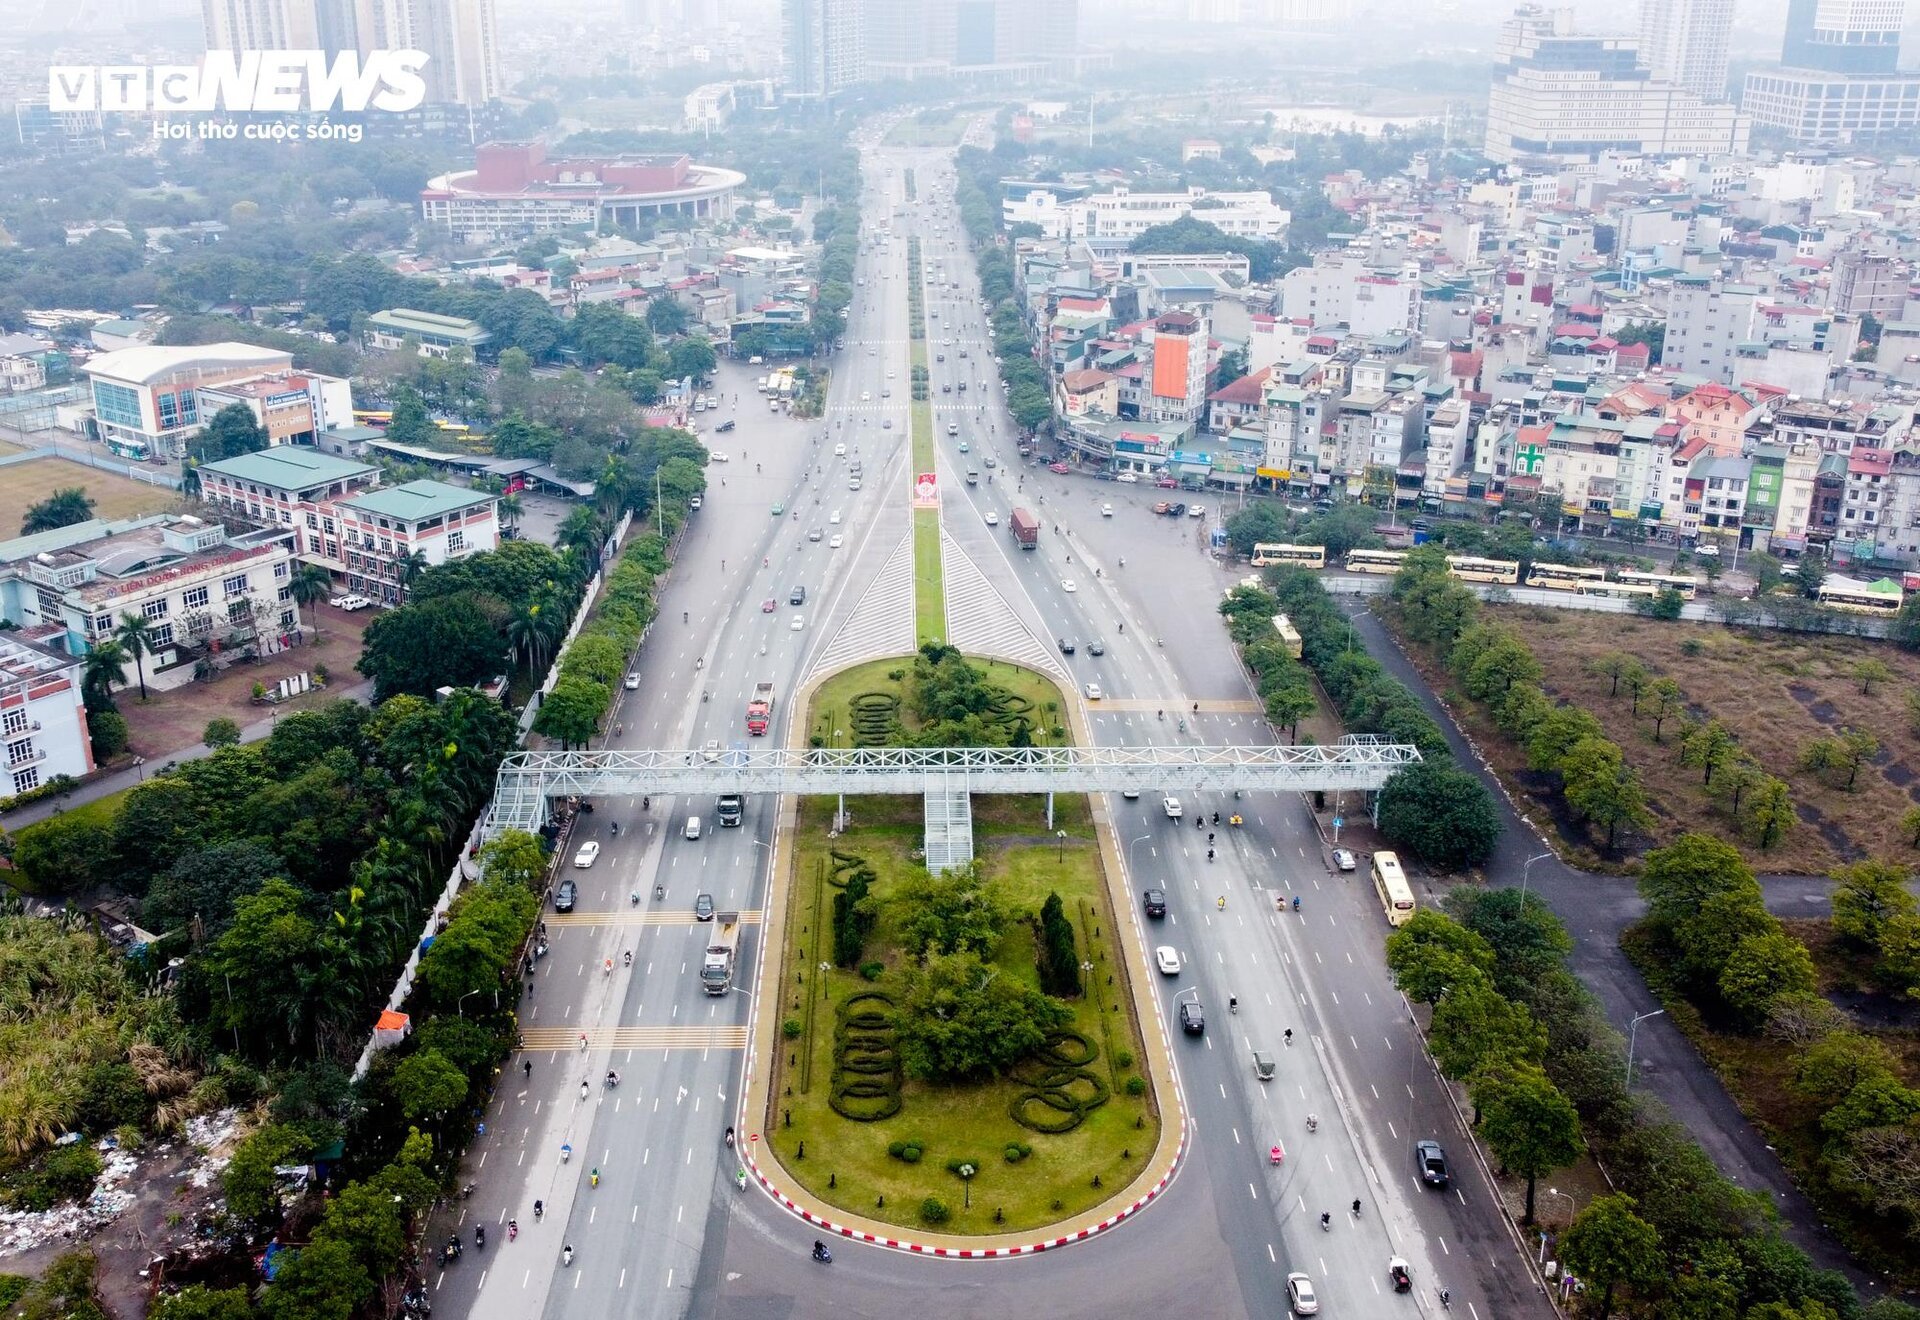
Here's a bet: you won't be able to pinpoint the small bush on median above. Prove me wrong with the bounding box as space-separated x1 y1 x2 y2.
1004 1142 1031 1163
919 1196 950 1224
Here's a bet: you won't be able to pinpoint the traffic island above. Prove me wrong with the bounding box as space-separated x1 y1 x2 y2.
738 654 1184 1247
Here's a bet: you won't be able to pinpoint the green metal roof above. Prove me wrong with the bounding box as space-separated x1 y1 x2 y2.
199 447 378 487
339 479 491 523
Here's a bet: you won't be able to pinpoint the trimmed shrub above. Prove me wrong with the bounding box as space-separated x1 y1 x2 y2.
920 1196 950 1224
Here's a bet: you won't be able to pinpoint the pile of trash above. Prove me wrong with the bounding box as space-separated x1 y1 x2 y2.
0 1108 243 1260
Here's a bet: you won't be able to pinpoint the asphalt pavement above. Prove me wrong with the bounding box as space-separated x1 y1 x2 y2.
441 130 1563 1320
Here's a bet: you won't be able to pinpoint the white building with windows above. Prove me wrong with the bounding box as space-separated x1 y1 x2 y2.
337 481 500 604
82 343 354 460
0 635 92 797
1004 186 1290 242
0 515 301 688
197 448 383 579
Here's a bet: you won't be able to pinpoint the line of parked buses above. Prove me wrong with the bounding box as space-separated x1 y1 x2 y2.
1248 542 1906 616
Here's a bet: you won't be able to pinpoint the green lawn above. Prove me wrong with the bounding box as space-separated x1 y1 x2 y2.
914 509 945 646
773 662 1157 1234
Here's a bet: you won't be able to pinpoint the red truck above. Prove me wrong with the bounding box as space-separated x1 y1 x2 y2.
1009 507 1040 549
746 682 775 735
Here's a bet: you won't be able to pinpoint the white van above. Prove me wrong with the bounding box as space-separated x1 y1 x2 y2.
684 816 703 840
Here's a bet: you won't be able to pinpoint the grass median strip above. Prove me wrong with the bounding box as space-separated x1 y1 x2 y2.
771 657 1159 1235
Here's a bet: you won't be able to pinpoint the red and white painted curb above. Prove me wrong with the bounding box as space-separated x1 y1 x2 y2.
738 1116 1189 1258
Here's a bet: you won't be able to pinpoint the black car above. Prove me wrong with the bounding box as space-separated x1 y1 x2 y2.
694 892 716 921
1142 888 1167 918
790 586 807 606
1058 637 1076 655
554 879 577 913
1167 502 1186 517
1087 639 1105 656
1179 1002 1205 1035
716 419 736 432
1415 1140 1451 1187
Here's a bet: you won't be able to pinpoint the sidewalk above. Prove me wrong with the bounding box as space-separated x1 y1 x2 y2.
2 680 375 830
737 659 1189 1254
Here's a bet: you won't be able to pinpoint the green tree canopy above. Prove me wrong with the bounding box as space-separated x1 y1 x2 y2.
191 402 268 461
1385 910 1497 1005
894 948 1071 1082
1639 834 1757 939
1472 1061 1583 1223
21 487 95 536
1376 763 1502 870
1430 979 1547 1079
889 862 1010 960
1559 1194 1662 1315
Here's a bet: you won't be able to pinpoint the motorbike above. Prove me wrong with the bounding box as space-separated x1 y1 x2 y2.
474 1225 485 1252
812 1242 834 1264
1269 1144 1283 1166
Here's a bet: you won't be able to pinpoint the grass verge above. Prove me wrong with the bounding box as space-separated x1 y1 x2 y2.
913 509 944 646
771 659 1158 1234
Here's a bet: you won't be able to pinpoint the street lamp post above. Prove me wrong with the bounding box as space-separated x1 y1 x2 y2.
1546 1186 1576 1223
1055 829 1067 861
1521 850 1554 903
1626 1008 1666 1089
1127 834 1152 875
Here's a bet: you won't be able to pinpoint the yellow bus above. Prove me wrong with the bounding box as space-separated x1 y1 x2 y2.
1251 543 1326 569
1615 570 1699 600
1446 555 1522 585
1344 549 1408 575
353 409 392 427
1372 851 1416 927
1525 563 1607 591
1818 576 1905 615
1579 580 1660 600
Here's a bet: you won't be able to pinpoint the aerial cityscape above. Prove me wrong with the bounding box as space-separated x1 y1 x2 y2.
7 0 1920 1317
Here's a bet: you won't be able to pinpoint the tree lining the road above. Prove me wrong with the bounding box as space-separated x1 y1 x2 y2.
1391 892 1866 1315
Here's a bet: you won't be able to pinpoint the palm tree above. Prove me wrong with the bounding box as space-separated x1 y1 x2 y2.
114 612 156 701
558 507 605 572
82 640 128 711
497 492 523 539
595 455 628 519
506 604 548 675
393 548 431 603
288 563 332 639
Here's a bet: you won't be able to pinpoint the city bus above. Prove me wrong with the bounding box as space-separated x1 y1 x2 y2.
1524 562 1607 592
1579 580 1660 600
1251 543 1326 570
1615 570 1700 600
433 420 471 435
1818 576 1906 615
1343 549 1408 575
353 409 392 427
1446 555 1522 585
1372 851 1416 927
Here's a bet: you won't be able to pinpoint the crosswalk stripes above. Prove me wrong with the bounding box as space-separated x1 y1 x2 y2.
544 911 764 927
519 1026 748 1051
1099 699 1264 714
811 525 918 678
940 528 1068 681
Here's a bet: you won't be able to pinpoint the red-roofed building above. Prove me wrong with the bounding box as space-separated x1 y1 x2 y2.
1058 368 1118 419
1448 350 1483 393
1206 366 1274 433
1667 382 1754 459
1614 340 1651 373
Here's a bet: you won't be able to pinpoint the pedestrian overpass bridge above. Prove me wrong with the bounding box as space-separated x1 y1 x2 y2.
485 737 1421 871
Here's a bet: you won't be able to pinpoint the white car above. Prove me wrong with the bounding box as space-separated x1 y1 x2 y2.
1085 682 1102 700
830 534 844 549
1116 472 1139 484
1332 848 1357 872
1163 796 1184 819
791 614 806 631
709 452 730 464
702 739 721 762
835 442 847 456
1155 946 1181 976
849 478 863 490
1061 579 1077 593
1102 503 1114 517
624 673 640 690
572 841 601 869
985 511 999 526
830 511 842 524
1286 1273 1319 1315
860 391 871 402
1188 504 1206 518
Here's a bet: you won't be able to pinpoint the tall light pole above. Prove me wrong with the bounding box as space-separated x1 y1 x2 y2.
1626 1008 1666 1089
1127 834 1152 875
1520 850 1554 903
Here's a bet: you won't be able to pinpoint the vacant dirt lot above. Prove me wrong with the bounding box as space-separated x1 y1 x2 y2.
1475 604 1920 875
0 458 177 536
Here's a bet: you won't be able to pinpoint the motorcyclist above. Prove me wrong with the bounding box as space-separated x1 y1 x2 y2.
475 1225 485 1249
563 1245 574 1267
534 1200 544 1219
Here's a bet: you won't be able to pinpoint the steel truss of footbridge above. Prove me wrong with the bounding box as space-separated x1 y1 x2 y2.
485 737 1421 870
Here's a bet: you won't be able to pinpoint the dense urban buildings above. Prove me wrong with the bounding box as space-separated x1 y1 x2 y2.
1638 0 1734 99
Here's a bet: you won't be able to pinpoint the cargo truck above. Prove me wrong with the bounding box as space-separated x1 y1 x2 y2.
746 681 775 735
701 912 742 994
1009 507 1039 549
